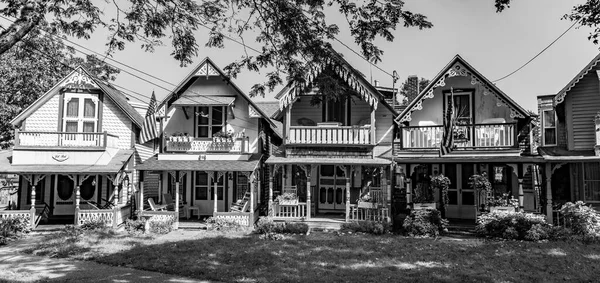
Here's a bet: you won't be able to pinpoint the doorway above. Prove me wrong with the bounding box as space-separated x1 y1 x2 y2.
444 164 477 219
318 165 347 211
193 171 225 215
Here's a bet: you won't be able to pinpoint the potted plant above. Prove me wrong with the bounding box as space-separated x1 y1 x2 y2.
413 179 436 210
357 192 377 209
276 192 298 205
487 193 518 213
431 174 451 212
469 173 492 211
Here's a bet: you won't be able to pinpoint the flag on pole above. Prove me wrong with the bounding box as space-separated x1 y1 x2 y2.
440 87 455 156
140 91 159 144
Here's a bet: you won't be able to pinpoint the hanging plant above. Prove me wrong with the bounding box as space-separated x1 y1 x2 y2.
431 174 451 208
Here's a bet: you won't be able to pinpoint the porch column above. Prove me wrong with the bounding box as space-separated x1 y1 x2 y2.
518 177 524 211
113 182 119 206
250 172 256 213
346 166 352 222
268 165 274 217
175 171 180 217
545 163 553 223
139 176 145 213
213 172 218 214
306 165 311 220
370 106 376 144
30 175 36 209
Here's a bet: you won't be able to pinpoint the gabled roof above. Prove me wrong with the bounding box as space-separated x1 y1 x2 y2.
11 67 144 128
554 53 600 105
274 50 397 115
254 101 283 138
158 57 276 128
396 55 530 123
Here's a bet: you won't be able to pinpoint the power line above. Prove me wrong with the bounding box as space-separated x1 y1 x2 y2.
493 20 579 83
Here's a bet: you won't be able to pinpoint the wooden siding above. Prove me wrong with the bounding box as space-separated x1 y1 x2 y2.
375 105 394 144
24 95 60 132
565 67 600 150
103 97 134 150
290 98 322 126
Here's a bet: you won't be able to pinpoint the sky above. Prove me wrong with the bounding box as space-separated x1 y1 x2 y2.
7 0 599 112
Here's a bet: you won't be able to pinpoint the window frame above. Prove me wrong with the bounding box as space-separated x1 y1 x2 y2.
62 93 100 133
541 109 557 146
444 91 474 125
195 106 227 138
583 162 600 203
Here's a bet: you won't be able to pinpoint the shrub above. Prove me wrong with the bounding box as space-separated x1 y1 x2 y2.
259 233 285 240
476 211 549 240
341 221 391 235
255 217 309 234
547 226 574 241
206 217 248 231
79 219 109 231
124 219 146 235
559 201 600 238
0 216 31 244
148 218 174 234
402 209 448 237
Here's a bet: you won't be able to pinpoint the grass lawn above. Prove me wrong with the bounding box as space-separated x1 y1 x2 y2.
25 228 600 282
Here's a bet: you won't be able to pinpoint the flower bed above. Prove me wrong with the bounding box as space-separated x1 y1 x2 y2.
475 211 548 240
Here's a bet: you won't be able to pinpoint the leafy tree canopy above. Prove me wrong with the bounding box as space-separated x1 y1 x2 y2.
0 27 119 148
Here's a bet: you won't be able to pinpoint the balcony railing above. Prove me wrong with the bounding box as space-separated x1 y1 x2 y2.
165 136 249 153
288 125 371 145
15 131 119 149
397 122 517 150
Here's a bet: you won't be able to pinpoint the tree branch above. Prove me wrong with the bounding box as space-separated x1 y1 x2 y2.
0 4 42 55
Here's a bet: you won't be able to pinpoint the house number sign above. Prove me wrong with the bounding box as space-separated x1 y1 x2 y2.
52 154 69 162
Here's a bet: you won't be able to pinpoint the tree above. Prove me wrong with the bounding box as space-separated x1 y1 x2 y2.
0 27 119 148
398 77 430 105
0 0 433 98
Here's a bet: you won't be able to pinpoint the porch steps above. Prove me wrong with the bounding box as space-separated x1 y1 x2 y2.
230 191 250 212
178 221 207 230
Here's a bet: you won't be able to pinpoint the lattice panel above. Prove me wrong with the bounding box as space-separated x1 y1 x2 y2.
77 210 115 226
0 211 32 222
214 214 250 226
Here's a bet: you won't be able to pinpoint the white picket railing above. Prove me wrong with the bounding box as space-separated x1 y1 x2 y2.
273 202 307 219
16 131 118 148
165 137 249 153
288 126 371 145
399 123 517 149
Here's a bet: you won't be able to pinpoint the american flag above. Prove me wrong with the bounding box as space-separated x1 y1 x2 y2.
440 88 455 156
140 92 159 144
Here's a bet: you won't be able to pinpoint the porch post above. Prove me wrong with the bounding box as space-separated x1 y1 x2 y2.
113 183 119 206
175 171 180 218
139 181 145 213
269 165 274 217
370 106 376 144
545 163 553 223
346 166 351 222
250 172 255 214
30 175 36 209
518 177 524 211
306 165 311 220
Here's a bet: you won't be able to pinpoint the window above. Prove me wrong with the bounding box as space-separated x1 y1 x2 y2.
62 93 99 133
446 92 472 125
195 172 209 200
57 175 74 201
542 109 557 146
195 106 226 138
79 176 96 201
584 162 600 203
323 98 350 125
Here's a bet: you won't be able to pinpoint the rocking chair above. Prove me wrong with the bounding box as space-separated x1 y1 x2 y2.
163 193 184 211
148 198 167 211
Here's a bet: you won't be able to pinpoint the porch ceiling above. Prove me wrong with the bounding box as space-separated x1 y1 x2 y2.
171 95 235 106
135 156 260 171
0 149 133 174
538 147 600 161
265 156 391 165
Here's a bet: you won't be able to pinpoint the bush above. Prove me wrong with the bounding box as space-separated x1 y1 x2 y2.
476 211 549 240
148 218 174 234
255 217 309 234
402 209 448 237
124 219 146 235
0 216 31 244
79 219 109 231
559 201 600 238
206 217 248 231
341 221 391 235
259 232 285 241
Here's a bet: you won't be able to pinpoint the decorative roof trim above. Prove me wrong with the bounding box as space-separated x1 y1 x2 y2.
396 55 528 123
554 53 600 106
278 58 379 111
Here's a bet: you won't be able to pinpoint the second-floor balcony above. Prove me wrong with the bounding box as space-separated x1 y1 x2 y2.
165 136 250 153
14 131 119 149
396 123 518 150
287 124 372 146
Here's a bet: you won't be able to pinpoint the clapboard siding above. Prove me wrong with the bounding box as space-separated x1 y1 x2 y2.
350 99 371 125
376 105 394 144
290 98 322 126
565 67 600 150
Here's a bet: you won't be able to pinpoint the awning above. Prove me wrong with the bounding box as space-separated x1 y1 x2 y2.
538 147 600 162
0 150 133 174
265 156 392 165
136 157 259 171
172 95 235 106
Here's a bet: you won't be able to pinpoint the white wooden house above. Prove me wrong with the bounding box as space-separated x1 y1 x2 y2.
0 67 143 228
393 55 542 220
134 57 279 227
265 53 396 222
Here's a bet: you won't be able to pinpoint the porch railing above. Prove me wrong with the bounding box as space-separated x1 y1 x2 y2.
0 208 35 229
288 126 371 145
397 123 517 150
76 204 132 228
214 211 253 227
165 136 249 153
349 206 389 222
15 131 119 149
273 202 307 219
138 210 178 229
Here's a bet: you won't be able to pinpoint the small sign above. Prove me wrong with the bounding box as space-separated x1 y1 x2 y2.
52 154 69 162
494 167 504 182
198 154 206 161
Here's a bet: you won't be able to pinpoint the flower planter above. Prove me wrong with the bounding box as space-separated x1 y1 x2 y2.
357 201 376 209
278 199 298 206
413 203 437 210
489 206 516 213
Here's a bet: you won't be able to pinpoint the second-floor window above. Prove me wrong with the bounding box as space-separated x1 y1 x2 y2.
62 93 99 133
542 109 557 146
195 106 226 138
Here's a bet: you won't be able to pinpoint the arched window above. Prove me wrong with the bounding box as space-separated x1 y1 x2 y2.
57 175 74 200
80 177 96 200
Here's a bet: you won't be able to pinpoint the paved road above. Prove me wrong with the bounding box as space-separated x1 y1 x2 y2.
0 233 210 283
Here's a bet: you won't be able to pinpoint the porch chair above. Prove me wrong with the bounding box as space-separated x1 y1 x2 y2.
163 193 184 211
148 198 168 211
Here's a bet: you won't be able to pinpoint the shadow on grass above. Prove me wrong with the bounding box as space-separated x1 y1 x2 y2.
92 232 600 283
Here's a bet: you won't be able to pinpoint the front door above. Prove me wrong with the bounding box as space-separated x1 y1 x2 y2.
445 164 477 219
54 174 75 215
193 171 225 215
318 165 347 211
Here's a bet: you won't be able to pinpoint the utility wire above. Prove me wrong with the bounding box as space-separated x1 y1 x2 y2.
493 20 579 82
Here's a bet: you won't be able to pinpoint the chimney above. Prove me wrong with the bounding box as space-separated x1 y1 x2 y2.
373 80 379 87
405 75 419 105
